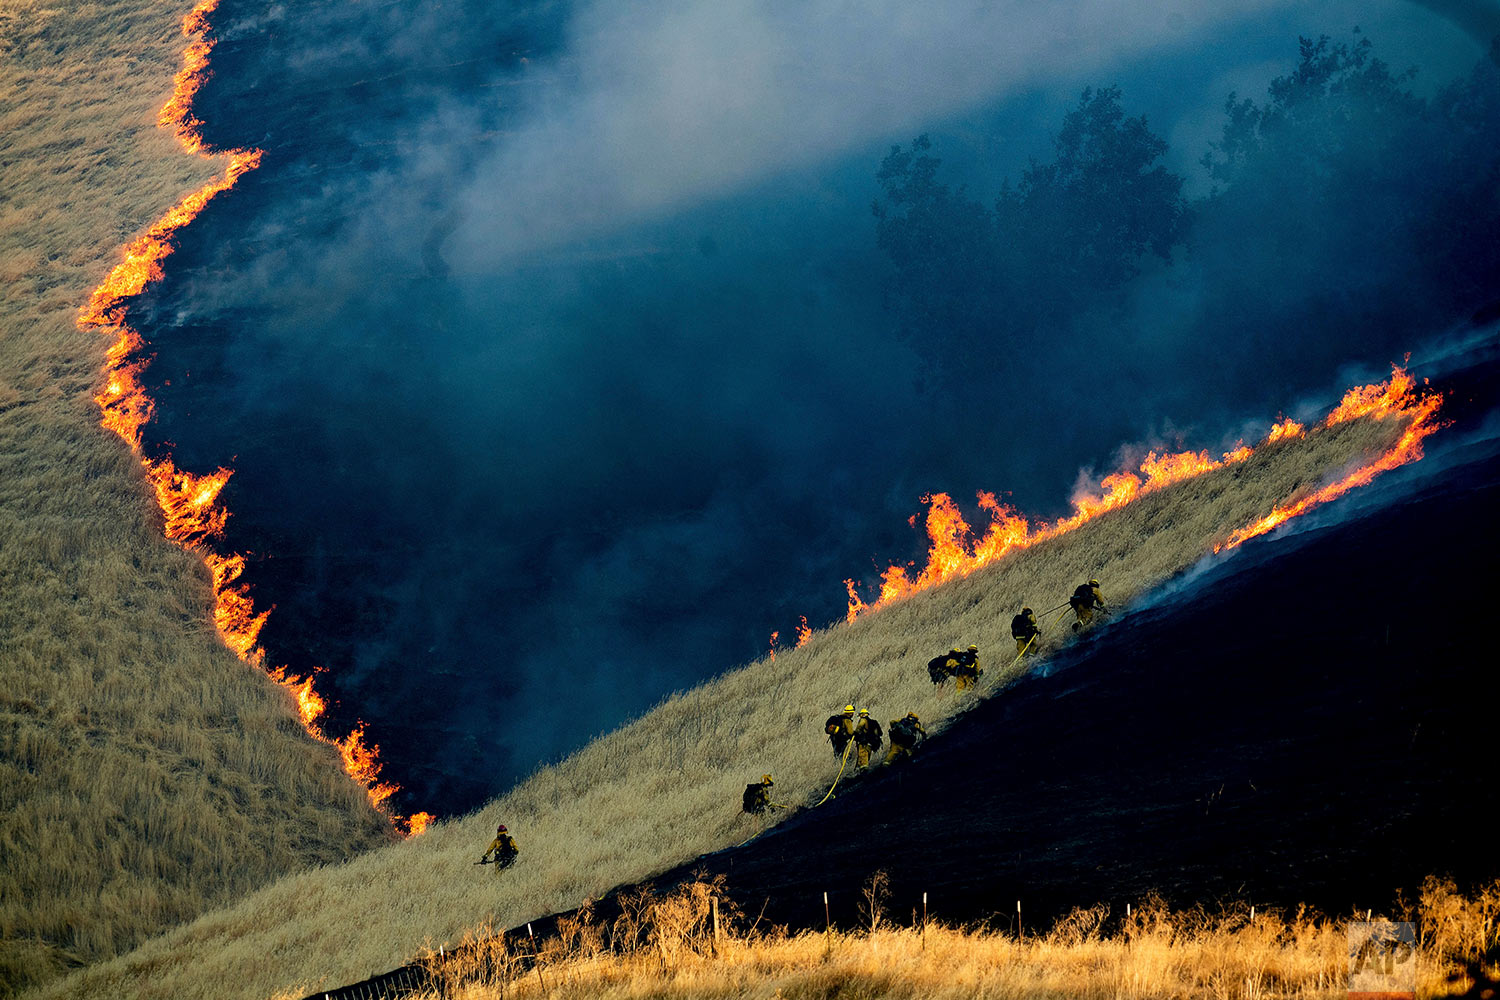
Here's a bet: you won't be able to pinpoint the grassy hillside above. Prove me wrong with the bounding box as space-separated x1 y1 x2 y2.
28 406 1422 1000
0 2 392 994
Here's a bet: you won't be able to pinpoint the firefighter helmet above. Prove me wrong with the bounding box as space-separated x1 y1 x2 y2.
858 708 869 716
761 774 773 785
1089 579 1100 587
843 704 854 714
497 824 507 833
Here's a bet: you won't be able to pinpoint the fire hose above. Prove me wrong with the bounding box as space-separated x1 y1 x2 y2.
981 602 1073 692
814 734 857 807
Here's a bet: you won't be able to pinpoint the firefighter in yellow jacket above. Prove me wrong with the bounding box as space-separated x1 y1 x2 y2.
742 774 777 814
1012 608 1041 655
852 708 883 768
479 824 518 872
953 645 983 691
825 705 856 758
1069 579 1107 631
884 712 927 765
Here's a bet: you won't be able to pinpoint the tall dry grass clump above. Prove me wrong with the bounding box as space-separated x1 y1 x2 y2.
1 2 391 994
32 409 1428 1000
350 874 1500 1000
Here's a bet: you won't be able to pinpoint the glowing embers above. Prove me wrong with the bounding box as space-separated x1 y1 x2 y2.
78 0 427 834
845 366 1441 620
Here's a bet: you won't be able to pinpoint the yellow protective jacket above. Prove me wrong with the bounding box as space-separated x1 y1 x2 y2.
482 834 518 862
1071 583 1105 610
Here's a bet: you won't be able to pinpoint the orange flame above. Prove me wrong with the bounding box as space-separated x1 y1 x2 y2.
767 631 779 661
77 0 426 835
794 616 812 648
844 366 1441 619
269 667 328 729
338 723 398 809
1266 417 1305 443
1217 367 1441 551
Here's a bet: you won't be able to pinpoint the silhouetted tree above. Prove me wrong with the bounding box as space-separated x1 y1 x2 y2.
873 87 1188 383
1191 32 1500 389
872 135 1004 370
998 86 1189 298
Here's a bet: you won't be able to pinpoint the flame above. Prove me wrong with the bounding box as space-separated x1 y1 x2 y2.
767 631 779 660
1217 367 1441 551
795 616 812 648
843 579 868 624
844 366 1442 619
1266 417 1305 443
337 724 398 809
269 667 328 729
77 0 425 834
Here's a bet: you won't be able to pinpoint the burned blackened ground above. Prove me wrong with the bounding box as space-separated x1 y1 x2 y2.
611 355 1500 931
309 351 1500 1000
118 0 1500 823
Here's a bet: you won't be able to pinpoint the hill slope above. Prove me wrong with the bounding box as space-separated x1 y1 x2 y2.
0 2 391 993
655 372 1500 931
26 380 1437 1000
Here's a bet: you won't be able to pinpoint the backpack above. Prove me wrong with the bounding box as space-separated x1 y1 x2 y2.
742 783 768 814
927 655 952 684
889 718 917 747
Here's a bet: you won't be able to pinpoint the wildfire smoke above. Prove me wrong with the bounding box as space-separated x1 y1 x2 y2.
76 0 429 837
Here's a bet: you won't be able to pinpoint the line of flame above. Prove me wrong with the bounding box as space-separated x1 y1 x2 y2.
842 366 1441 621
1216 369 1442 551
77 0 429 837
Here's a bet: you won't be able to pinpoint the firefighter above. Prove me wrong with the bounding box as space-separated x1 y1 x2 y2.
825 705 856 758
953 645 983 691
884 712 927 765
479 824 519 872
852 708 883 768
1012 607 1041 656
927 648 960 686
742 774 776 814
1069 579 1107 631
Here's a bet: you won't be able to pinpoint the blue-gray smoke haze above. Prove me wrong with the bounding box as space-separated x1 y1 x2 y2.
140 0 1496 815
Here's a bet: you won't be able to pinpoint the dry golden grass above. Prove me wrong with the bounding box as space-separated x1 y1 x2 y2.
0 6 1453 1000
28 410 1422 1000
378 874 1500 1000
1 2 391 994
